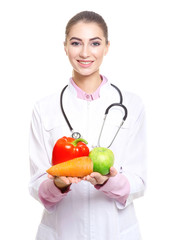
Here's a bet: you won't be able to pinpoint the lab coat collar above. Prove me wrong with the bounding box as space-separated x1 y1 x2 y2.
67 75 112 100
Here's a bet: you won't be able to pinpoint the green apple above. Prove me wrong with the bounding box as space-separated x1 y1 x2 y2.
89 147 114 175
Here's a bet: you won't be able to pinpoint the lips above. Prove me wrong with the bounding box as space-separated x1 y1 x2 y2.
77 60 94 68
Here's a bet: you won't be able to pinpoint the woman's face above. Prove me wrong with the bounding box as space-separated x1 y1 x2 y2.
64 21 110 77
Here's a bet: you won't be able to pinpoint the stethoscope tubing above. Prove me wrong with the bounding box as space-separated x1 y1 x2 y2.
110 83 123 104
60 85 73 131
97 103 128 148
60 83 128 147
104 103 127 120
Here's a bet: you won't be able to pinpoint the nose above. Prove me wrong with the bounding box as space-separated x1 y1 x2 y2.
79 45 90 58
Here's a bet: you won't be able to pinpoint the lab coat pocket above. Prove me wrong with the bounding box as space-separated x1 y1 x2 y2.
36 223 59 240
43 118 69 146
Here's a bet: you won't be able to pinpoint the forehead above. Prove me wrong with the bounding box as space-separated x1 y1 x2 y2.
68 21 105 40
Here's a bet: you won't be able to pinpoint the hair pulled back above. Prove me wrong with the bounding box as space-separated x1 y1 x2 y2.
65 11 108 44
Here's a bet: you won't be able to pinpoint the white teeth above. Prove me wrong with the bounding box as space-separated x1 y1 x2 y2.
79 61 92 65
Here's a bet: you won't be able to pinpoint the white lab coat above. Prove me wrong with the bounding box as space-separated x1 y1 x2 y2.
29 79 147 240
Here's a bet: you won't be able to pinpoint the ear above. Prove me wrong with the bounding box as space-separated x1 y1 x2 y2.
104 41 110 56
64 41 68 55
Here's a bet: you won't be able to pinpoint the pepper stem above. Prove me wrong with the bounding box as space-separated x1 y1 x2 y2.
72 138 88 146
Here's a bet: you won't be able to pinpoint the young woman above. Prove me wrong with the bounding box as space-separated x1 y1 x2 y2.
29 11 146 240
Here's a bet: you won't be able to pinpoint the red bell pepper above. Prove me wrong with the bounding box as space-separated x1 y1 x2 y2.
52 136 89 165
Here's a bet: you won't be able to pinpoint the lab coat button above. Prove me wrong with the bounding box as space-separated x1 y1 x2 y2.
91 144 97 148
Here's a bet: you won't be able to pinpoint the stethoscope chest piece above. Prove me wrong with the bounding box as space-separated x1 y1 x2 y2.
71 131 81 139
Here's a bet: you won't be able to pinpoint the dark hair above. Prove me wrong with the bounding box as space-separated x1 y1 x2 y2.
65 11 108 44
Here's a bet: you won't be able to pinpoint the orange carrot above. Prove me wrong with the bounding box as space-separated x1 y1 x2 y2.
46 156 93 177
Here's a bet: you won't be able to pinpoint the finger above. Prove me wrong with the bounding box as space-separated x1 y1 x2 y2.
90 172 102 178
90 172 108 184
59 176 70 185
74 177 81 183
67 177 80 184
90 172 102 182
109 167 117 177
82 176 87 181
85 175 97 185
83 175 90 181
47 174 54 179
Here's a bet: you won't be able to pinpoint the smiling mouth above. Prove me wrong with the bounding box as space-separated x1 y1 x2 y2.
77 60 94 66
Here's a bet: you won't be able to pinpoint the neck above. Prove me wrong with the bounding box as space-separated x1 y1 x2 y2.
72 71 102 94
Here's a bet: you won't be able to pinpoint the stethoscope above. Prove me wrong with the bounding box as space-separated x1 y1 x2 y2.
60 84 128 148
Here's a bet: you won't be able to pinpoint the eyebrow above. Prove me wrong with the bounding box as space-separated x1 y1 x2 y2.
69 37 102 41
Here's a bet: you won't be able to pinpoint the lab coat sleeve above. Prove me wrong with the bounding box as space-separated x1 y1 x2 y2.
28 103 67 209
117 105 147 209
38 179 71 210
95 173 130 205
28 103 50 203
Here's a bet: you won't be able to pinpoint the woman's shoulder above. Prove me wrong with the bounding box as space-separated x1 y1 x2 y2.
123 90 144 106
106 80 144 108
122 90 145 122
32 90 61 119
36 92 59 107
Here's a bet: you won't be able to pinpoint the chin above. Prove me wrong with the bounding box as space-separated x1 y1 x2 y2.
74 68 99 78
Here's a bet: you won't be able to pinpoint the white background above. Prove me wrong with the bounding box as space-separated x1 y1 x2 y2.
0 0 175 239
